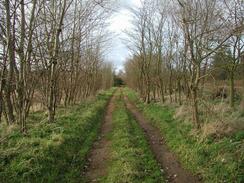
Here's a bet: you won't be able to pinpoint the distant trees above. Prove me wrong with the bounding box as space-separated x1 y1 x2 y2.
223 0 244 108
125 0 167 103
125 0 244 128
242 52 244 111
0 0 114 132
211 48 230 81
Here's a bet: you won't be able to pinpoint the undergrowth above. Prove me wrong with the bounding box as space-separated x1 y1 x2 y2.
0 89 114 183
124 87 244 183
103 93 164 183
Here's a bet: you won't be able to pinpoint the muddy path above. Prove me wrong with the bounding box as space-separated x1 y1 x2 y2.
124 96 201 183
84 94 116 182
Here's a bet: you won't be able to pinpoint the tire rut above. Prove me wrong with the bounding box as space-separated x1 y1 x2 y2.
124 96 201 183
84 94 116 182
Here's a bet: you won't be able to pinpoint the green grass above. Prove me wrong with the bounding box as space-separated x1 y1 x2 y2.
103 92 164 183
0 89 114 183
124 87 244 183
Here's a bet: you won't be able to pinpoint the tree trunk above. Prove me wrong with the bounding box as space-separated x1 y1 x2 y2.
159 79 165 103
0 55 6 123
48 60 57 123
48 0 67 122
242 57 244 111
191 65 201 128
229 70 235 108
178 80 182 105
174 83 177 103
200 60 208 97
5 0 15 124
152 84 156 101
0 94 3 122
145 76 150 104
17 0 27 133
169 69 173 103
191 87 200 128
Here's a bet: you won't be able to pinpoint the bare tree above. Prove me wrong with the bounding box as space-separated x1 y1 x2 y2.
125 0 242 128
176 0 234 127
4 0 15 124
0 0 114 131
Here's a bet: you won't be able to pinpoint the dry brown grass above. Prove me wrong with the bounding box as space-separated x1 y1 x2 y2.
204 80 243 97
0 123 19 143
173 99 244 138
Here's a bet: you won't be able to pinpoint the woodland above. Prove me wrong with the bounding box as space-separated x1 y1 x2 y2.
0 0 243 182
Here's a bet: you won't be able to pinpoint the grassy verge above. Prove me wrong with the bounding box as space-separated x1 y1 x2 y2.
0 89 114 183
103 92 164 183
124 87 244 183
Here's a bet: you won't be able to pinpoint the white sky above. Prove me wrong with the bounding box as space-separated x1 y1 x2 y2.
106 0 142 72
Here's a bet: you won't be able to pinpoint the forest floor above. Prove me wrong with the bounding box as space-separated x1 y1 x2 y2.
0 87 242 182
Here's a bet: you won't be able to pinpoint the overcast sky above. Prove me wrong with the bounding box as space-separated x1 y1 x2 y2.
106 0 142 72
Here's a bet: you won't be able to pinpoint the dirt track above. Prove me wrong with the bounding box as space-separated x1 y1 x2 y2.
124 96 201 183
84 95 115 182
84 91 201 183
